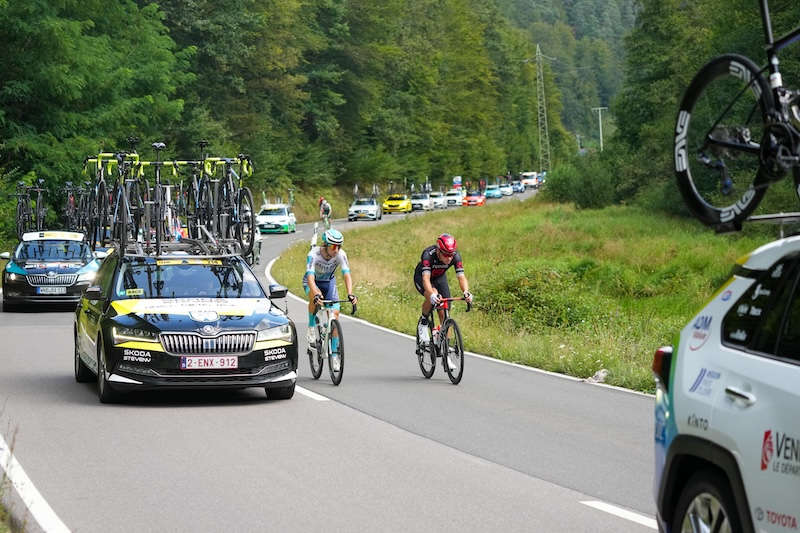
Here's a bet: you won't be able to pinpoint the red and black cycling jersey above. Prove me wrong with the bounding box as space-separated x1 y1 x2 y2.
415 245 464 279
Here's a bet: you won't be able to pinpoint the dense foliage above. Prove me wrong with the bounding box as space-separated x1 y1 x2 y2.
0 0 633 243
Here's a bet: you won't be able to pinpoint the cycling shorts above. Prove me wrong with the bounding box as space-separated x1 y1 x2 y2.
414 270 451 299
304 279 340 310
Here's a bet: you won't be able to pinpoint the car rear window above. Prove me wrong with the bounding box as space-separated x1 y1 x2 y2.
115 259 264 299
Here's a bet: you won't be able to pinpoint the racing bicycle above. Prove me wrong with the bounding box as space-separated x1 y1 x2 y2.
308 298 357 386
415 296 470 385
675 0 800 231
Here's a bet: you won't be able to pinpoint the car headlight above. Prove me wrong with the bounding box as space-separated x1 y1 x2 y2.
257 324 292 342
77 270 96 283
112 326 158 344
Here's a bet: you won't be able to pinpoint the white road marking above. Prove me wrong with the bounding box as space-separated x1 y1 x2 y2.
581 501 657 529
264 257 654 398
296 386 329 401
0 431 70 533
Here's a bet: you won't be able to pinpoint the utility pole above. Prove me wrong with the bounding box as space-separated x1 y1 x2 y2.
592 106 608 152
535 44 551 172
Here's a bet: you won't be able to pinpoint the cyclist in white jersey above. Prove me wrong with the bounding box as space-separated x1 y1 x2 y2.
303 228 357 345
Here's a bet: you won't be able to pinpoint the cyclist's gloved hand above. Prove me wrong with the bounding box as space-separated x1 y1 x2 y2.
313 293 323 305
348 294 358 305
429 293 441 306
463 290 473 304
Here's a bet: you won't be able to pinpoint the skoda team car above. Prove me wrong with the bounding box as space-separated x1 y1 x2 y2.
653 236 800 533
74 251 298 403
484 184 503 199
256 204 296 234
444 189 463 208
410 192 433 211
2 231 101 311
429 191 446 209
464 190 486 206
348 198 382 221
382 194 412 214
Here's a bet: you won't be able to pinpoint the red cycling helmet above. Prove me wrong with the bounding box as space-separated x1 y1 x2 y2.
436 233 457 255
318 196 325 206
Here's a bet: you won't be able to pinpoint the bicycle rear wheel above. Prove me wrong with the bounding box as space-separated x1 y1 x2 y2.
15 201 26 240
236 187 256 257
442 318 464 385
416 316 436 379
328 319 344 385
675 54 774 228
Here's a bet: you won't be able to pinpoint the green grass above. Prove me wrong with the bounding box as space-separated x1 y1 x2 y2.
272 197 769 392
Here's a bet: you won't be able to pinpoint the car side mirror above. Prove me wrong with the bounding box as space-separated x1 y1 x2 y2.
84 286 103 300
269 284 288 299
0 252 9 260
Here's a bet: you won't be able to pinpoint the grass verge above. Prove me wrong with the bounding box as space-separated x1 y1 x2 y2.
272 196 770 393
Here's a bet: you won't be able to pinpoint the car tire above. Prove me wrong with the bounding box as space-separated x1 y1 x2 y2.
97 337 119 404
75 330 93 383
671 469 742 533
2 300 17 312
267 382 295 400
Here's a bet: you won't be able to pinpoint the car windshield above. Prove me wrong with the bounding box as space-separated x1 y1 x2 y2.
430 192 442 197
467 190 480 196
411 194 428 199
115 260 264 299
387 195 406 201
354 199 374 205
446 191 459 196
487 185 499 189
259 208 287 216
15 240 92 261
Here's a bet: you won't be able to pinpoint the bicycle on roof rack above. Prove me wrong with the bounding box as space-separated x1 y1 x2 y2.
12 179 48 239
675 0 800 232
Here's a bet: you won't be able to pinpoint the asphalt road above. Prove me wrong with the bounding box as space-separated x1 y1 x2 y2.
0 191 655 532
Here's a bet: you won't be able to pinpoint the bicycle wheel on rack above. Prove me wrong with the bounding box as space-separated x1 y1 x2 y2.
15 201 26 240
236 187 256 257
116 193 129 251
328 319 344 385
153 185 163 254
442 318 464 385
416 316 436 379
675 54 774 229
309 325 325 379
96 182 110 249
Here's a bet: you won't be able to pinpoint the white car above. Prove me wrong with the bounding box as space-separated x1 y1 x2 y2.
520 171 539 189
348 198 382 221
653 235 800 532
444 189 463 208
499 184 513 196
256 204 296 233
410 193 433 211
429 191 446 209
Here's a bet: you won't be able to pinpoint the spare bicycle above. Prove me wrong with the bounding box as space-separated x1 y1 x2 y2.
308 298 357 386
415 296 470 385
675 0 800 232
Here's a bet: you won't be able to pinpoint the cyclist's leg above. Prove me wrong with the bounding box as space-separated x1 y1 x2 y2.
325 282 342 353
414 269 433 318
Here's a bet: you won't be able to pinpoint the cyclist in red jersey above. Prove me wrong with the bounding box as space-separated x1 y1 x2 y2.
414 233 473 342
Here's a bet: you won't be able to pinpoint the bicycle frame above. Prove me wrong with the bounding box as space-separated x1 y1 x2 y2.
759 1 800 119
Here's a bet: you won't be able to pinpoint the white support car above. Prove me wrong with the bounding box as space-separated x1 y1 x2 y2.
256 204 296 233
410 193 433 211
348 198 382 221
429 191 446 209
653 235 800 532
444 189 463 208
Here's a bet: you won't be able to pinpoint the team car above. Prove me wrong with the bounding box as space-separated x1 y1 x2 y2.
484 184 503 199
464 190 485 206
511 180 525 193
499 184 514 196
653 235 800 533
1 231 102 311
410 192 433 211
382 194 412 213
256 204 296 234
73 250 298 403
444 189 463 208
429 191 446 209
347 198 382 221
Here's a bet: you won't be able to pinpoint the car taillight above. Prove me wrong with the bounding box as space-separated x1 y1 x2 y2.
652 346 673 391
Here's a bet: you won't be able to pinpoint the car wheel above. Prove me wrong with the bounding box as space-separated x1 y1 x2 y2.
97 337 119 404
2 300 17 312
267 382 295 400
75 329 93 383
671 470 740 533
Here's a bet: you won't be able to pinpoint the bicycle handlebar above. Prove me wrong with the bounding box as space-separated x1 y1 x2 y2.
316 298 358 315
435 296 472 312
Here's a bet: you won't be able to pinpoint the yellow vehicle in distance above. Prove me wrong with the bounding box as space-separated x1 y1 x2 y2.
382 194 412 213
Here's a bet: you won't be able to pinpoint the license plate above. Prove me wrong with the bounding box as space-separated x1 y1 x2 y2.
180 356 238 370
37 286 67 295
358 213 369 218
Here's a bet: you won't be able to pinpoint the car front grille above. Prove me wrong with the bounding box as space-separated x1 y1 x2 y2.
26 274 78 286
160 332 256 355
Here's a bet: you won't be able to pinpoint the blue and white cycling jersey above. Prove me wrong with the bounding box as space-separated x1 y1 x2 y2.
303 246 350 285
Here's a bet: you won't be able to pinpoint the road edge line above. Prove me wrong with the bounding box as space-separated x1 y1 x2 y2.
296 386 329 401
0 430 70 533
264 257 653 398
580 500 656 529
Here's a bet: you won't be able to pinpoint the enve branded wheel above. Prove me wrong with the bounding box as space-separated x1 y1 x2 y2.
237 187 256 257
675 54 773 228
442 319 464 385
328 319 344 385
416 316 436 379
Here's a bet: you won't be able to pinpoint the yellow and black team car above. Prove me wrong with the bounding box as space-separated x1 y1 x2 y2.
1 231 102 311
382 194 412 213
74 250 298 403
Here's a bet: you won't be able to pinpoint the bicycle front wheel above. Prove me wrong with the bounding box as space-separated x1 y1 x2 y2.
442 318 464 385
328 319 344 386
308 324 324 379
416 316 436 379
675 54 774 228
236 187 256 257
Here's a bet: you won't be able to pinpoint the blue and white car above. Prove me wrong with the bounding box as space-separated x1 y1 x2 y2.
653 236 800 532
484 185 503 199
256 204 296 234
1 231 101 311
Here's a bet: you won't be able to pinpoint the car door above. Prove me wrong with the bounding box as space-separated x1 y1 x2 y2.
82 255 118 358
714 256 800 530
